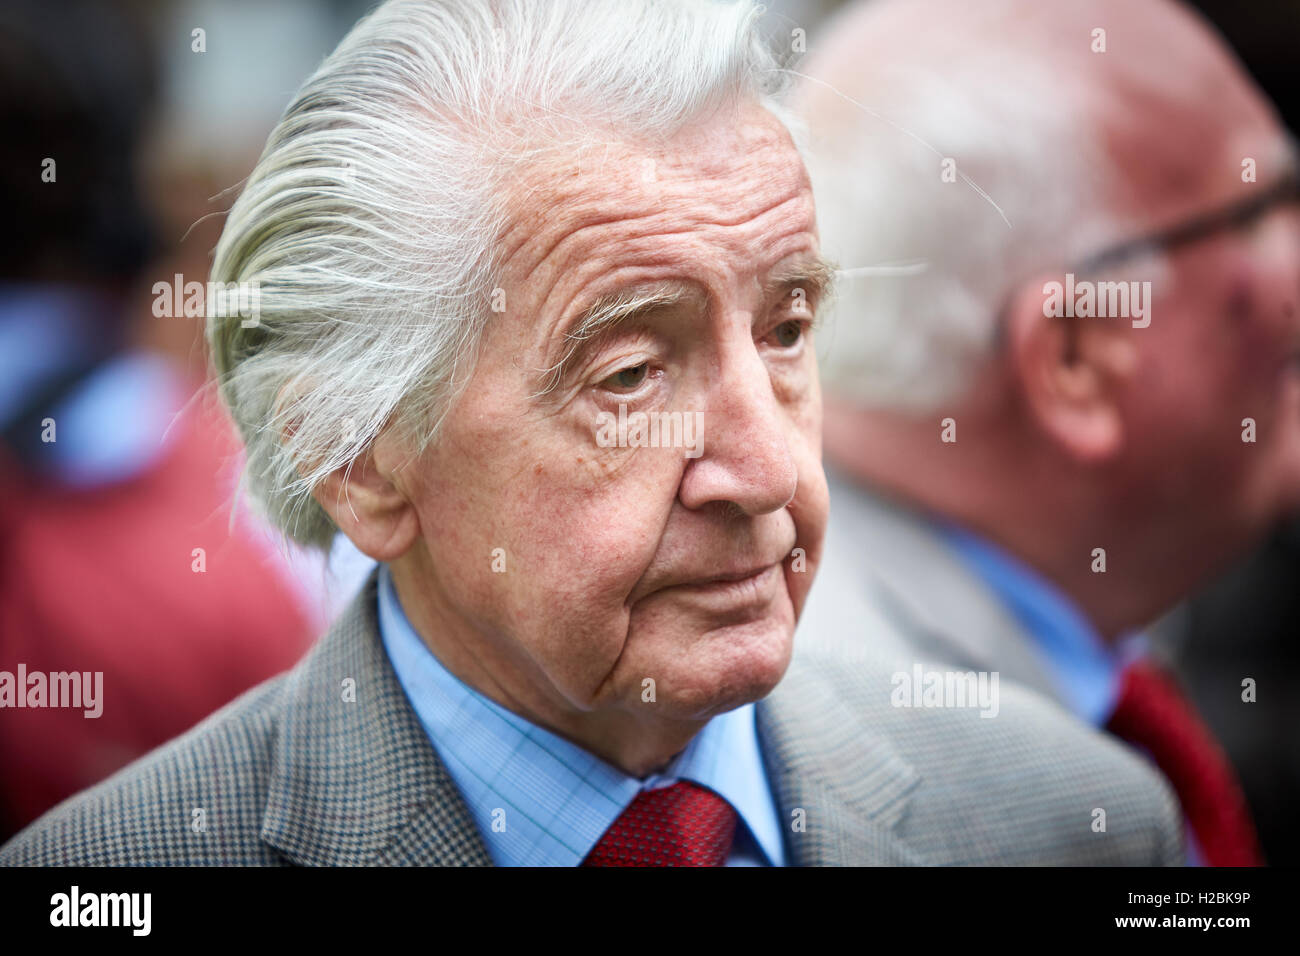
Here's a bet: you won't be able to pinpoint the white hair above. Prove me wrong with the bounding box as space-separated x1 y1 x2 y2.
803 16 1172 412
209 0 798 550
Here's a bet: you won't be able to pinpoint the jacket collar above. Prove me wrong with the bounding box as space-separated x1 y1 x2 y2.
820 469 1060 701
260 569 492 866
757 648 925 865
261 566 923 866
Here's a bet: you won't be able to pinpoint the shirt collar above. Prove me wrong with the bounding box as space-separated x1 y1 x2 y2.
940 523 1143 726
376 564 785 866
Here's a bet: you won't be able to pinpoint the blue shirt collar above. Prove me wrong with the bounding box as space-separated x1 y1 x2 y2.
940 523 1143 727
376 564 786 866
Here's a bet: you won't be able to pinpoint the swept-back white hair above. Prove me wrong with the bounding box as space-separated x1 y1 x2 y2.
209 0 797 549
802 0 1186 412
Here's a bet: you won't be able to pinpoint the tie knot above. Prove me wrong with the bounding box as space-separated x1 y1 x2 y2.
582 780 738 867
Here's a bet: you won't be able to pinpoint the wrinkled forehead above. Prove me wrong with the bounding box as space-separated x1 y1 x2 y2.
494 102 816 294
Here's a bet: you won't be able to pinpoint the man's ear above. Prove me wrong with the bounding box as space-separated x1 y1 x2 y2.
308 429 422 563
1004 275 1139 464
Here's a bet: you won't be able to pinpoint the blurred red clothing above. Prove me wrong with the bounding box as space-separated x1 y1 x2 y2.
0 391 316 838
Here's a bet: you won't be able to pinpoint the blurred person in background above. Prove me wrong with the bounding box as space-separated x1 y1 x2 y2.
796 0 1300 866
1151 0 1300 867
0 0 329 838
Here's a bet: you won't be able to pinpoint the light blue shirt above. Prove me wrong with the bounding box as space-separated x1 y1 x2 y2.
942 523 1203 865
942 524 1135 726
377 564 787 867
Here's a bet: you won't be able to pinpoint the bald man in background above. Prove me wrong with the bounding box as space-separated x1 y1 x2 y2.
797 0 1300 865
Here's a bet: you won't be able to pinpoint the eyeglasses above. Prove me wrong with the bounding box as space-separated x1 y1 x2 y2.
1072 168 1300 277
992 151 1300 358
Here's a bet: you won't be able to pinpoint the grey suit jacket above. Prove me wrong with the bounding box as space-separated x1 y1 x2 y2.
1 569 1182 865
800 469 1069 700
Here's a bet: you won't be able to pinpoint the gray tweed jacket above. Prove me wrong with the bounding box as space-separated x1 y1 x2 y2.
1 570 1183 865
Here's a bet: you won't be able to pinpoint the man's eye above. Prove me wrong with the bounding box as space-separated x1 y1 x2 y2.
600 362 649 391
772 319 806 348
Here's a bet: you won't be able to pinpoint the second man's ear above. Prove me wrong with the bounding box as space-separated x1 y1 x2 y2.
1003 274 1139 464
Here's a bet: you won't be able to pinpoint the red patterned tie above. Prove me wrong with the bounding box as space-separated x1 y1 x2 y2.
582 780 738 866
1106 659 1264 866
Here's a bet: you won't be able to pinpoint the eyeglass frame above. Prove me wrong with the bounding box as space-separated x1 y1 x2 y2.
991 143 1300 357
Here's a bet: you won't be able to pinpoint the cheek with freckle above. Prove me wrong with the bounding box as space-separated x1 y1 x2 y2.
448 442 686 704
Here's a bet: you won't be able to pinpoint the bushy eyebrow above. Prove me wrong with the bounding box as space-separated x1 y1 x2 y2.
765 254 838 312
533 252 839 398
535 281 692 397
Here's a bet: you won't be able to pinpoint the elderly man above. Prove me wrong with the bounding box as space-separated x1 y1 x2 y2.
797 0 1300 866
3 0 1181 866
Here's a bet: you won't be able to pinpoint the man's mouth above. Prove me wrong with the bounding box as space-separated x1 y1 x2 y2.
662 562 784 613
688 564 777 587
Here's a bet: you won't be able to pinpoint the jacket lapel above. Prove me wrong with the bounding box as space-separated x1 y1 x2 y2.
756 653 926 865
260 569 493 866
821 470 1060 701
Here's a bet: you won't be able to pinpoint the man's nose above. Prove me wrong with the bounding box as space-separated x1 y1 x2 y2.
677 333 799 517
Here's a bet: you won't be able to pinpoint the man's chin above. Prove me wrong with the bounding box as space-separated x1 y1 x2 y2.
636 613 796 720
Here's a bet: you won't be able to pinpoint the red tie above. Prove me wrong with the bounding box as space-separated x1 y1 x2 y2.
582 780 738 867
1106 659 1264 866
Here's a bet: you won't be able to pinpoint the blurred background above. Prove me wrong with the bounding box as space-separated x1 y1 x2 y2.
1 0 1296 861
0 0 379 841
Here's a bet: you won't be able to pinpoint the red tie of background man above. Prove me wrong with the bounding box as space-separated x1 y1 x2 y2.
1106 659 1264 866
582 780 738 866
